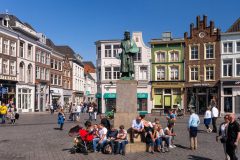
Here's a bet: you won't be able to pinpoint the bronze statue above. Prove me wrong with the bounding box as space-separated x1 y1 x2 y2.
120 31 139 80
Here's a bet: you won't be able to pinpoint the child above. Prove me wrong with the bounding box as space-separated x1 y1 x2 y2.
58 109 65 130
9 106 16 124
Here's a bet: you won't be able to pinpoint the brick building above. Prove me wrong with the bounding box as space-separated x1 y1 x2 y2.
184 15 221 114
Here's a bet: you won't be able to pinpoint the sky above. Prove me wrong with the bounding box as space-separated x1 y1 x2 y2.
0 0 239 64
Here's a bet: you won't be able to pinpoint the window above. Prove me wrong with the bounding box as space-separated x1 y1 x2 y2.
54 75 58 84
0 38 2 53
50 74 54 84
224 97 232 113
58 62 62 71
36 66 40 79
18 88 32 110
68 81 71 89
154 88 163 95
97 46 101 59
136 37 139 42
191 45 199 59
27 64 32 83
10 61 15 75
3 60 8 74
224 88 232 95
28 45 32 60
223 59 232 77
105 67 112 79
10 42 16 56
36 51 40 62
3 40 9 54
0 58 2 74
64 80 67 88
134 47 142 61
105 45 111 57
113 67 120 79
205 66 214 80
51 59 54 68
170 51 179 62
157 66 165 80
206 44 214 59
234 59 240 77
113 45 120 57
139 66 147 80
40 68 45 80
46 53 50 65
223 42 233 53
237 42 240 52
45 69 50 81
190 67 199 81
19 62 25 81
170 66 179 80
20 42 24 58
55 60 58 70
156 52 165 62
58 75 62 86
41 53 45 64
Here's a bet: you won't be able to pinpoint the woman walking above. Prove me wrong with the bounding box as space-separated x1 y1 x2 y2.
204 106 212 133
58 109 65 130
216 115 230 160
188 109 200 150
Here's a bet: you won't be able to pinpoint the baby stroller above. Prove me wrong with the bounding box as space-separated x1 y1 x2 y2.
68 125 94 155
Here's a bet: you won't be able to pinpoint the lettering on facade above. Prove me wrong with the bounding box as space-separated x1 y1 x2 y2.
0 75 17 81
193 83 210 87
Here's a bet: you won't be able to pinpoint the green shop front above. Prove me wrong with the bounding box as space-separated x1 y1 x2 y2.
104 93 116 112
95 93 102 113
137 93 148 115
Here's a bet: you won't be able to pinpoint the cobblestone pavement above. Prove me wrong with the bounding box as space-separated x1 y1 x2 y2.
0 112 239 160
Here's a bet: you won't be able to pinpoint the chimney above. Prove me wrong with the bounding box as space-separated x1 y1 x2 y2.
196 16 200 29
184 32 188 39
210 21 215 35
190 23 194 38
203 15 207 28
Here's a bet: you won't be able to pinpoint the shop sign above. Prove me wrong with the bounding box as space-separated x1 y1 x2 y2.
104 93 116 99
193 83 210 87
0 75 17 81
95 93 102 98
223 81 240 86
137 93 148 99
86 91 90 95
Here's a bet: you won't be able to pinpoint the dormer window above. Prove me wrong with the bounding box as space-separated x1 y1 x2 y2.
3 19 8 26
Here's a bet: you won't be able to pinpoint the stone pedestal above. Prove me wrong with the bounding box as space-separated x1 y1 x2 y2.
114 80 138 129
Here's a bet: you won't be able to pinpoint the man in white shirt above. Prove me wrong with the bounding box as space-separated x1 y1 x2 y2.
76 104 81 121
211 105 219 133
130 116 144 143
92 123 107 152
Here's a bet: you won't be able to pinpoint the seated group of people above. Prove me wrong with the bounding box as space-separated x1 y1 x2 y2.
130 114 177 154
83 120 128 155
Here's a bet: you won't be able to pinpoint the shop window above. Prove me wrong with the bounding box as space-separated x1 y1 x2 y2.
154 88 163 95
224 97 232 113
105 99 116 112
137 99 147 111
164 89 171 94
224 88 232 95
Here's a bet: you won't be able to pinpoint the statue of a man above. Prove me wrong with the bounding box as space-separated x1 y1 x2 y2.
120 31 139 79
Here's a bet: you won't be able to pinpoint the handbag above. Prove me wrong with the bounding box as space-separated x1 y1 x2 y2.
220 136 227 143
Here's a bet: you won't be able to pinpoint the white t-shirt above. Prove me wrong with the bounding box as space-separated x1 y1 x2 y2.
99 127 108 140
76 105 81 113
211 107 219 118
204 110 212 119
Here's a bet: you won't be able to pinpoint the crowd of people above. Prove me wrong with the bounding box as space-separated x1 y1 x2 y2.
0 102 19 125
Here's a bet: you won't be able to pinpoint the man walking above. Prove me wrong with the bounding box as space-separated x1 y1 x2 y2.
226 113 240 160
211 104 219 133
188 109 200 150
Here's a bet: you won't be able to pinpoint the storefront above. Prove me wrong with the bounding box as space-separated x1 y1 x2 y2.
185 84 219 114
221 81 240 114
35 84 49 112
137 93 148 115
152 82 184 113
16 85 35 112
0 80 17 105
63 89 72 107
104 93 116 112
73 91 84 104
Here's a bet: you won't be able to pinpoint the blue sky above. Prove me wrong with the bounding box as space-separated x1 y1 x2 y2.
0 0 239 63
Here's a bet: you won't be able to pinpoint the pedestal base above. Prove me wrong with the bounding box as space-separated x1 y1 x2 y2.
113 112 138 130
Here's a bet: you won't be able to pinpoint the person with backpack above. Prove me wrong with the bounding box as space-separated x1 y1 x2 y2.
58 109 65 130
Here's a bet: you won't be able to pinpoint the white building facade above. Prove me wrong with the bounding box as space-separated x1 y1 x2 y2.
95 32 152 114
220 31 240 114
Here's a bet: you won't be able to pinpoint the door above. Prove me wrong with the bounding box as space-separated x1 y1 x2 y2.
164 95 171 111
197 95 207 114
235 96 240 114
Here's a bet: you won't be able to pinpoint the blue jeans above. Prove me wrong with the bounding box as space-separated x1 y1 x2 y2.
92 138 106 152
116 140 128 154
155 137 163 147
1 114 6 124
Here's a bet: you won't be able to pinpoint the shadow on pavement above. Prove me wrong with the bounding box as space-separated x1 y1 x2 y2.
188 155 212 160
175 144 190 150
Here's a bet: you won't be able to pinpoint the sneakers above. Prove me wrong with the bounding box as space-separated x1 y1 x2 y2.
161 148 165 153
169 145 175 149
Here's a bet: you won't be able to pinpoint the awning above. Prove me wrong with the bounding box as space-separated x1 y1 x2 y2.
95 93 102 98
104 93 116 99
137 93 148 99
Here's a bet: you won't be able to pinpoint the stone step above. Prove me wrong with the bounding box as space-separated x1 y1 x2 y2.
126 142 146 153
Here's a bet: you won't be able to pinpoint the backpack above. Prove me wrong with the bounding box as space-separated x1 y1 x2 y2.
103 144 112 154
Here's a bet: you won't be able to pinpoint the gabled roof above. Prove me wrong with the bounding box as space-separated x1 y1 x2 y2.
227 18 240 32
82 61 96 69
